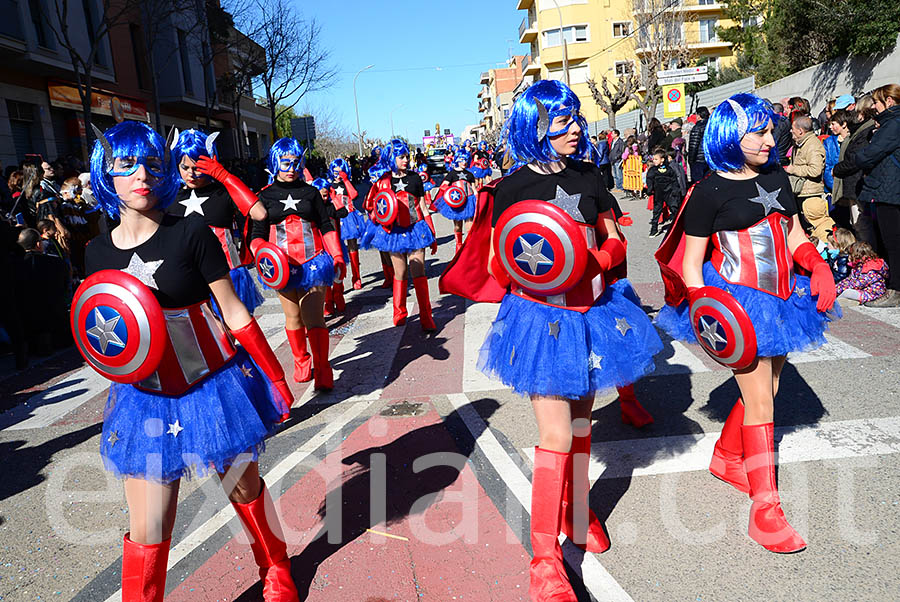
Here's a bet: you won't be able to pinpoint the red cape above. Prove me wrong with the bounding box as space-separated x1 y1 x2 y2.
653 183 701 307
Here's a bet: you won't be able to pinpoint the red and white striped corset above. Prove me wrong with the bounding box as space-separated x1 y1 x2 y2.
210 226 243 270
269 214 325 265
710 213 795 299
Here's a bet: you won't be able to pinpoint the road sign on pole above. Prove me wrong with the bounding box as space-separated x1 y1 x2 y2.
656 66 707 79
663 84 686 119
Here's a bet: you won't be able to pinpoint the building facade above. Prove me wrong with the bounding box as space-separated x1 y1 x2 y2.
474 55 526 140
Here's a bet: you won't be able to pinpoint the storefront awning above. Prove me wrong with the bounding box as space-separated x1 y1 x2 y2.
48 82 150 122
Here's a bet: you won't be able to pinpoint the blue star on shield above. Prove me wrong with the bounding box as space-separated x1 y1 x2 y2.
513 233 554 276
697 315 727 352
85 306 127 356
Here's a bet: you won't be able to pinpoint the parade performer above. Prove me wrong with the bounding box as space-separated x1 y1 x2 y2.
655 93 839 554
469 141 493 186
435 153 477 253
168 128 265 315
74 121 298 601
310 177 348 317
364 139 438 331
360 163 396 289
329 158 365 290
252 137 346 391
416 163 437 212
440 80 662 601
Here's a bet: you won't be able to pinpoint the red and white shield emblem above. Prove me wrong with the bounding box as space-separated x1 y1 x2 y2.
689 287 758 369
443 183 468 209
419 171 428 182
477 158 489 170
493 200 588 296
372 189 398 226
255 241 295 290
71 270 167 384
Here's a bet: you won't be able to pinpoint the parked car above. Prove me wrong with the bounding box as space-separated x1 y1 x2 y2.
426 147 449 176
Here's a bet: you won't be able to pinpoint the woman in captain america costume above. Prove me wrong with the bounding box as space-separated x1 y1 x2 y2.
76 121 299 601
309 177 349 317
251 137 346 392
434 152 477 254
469 141 493 187
359 161 397 289
441 80 662 601
655 93 839 554
168 128 265 315
328 157 366 290
364 139 439 331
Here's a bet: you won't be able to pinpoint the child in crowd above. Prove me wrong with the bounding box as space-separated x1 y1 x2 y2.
36 219 67 260
645 148 683 236
622 136 644 198
821 227 855 281
836 241 889 303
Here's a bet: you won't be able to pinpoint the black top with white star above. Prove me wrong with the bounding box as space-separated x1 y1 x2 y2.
682 167 798 237
491 159 614 226
249 180 334 245
443 169 476 186
85 214 230 308
169 182 245 231
389 172 425 198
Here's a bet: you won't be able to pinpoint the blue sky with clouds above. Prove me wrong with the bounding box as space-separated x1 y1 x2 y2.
295 0 530 143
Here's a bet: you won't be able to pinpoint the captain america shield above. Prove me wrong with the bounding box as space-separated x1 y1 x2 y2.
71 270 167 383
493 199 588 296
689 286 758 369
255 241 293 290
477 158 489 170
443 183 468 208
419 171 428 182
372 189 398 226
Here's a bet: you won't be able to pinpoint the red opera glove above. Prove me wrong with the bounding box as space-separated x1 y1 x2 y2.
793 242 836 311
195 155 260 216
230 318 294 417
249 237 265 256
423 213 438 255
594 238 626 272
322 230 346 280
490 253 511 288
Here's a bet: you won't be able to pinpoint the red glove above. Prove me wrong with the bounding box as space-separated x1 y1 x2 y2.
687 286 702 303
195 155 260 216
423 212 438 255
249 237 265 256
594 238 626 272
230 318 293 419
490 253 511 288
793 241 836 312
322 230 346 280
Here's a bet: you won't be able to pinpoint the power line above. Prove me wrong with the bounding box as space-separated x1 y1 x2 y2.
581 0 686 64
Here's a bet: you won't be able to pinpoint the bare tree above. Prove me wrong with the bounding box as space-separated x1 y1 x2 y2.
139 0 195 131
629 0 695 125
217 26 265 158
587 67 639 130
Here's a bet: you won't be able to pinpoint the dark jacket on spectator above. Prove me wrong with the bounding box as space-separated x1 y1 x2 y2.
595 140 610 165
647 128 665 153
832 119 877 201
847 105 900 206
687 118 707 164
610 137 625 164
773 114 793 166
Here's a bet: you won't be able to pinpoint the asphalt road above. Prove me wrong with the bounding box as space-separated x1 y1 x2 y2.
1 184 899 601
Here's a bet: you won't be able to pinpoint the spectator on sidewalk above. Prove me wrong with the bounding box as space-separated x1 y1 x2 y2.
663 118 683 150
646 148 682 236
836 241 889 304
785 115 827 233
771 102 793 166
687 106 709 183
609 129 625 190
16 228 71 354
595 131 613 189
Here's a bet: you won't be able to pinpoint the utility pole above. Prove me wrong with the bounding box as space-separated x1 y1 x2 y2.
354 64 374 156
551 0 570 86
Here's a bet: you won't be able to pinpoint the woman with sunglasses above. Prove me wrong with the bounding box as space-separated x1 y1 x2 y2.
78 121 298 601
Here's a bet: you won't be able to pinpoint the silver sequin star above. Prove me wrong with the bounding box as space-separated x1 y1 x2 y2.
747 183 785 215
281 194 300 211
394 178 408 192
240 364 253 378
615 317 632 336
795 287 807 297
180 189 209 217
376 198 388 215
698 316 727 349
548 320 560 339
547 185 585 222
259 258 274 279
167 420 184 438
515 236 553 275
588 351 603 371
124 253 163 290
86 308 125 354
107 431 119 447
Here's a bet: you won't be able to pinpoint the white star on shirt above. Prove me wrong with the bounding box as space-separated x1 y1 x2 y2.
124 253 163 290
86 308 125 354
698 316 727 349
180 189 209 217
281 194 300 211
747 183 785 215
547 185 585 222
515 236 553 275
334 185 345 196
394 178 408 192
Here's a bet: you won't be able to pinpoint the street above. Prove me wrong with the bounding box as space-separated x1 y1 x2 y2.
2 189 899 602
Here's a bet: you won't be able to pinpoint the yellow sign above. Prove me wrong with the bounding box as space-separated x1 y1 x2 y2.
663 84 686 119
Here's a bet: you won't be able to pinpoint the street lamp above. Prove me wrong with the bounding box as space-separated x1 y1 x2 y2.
390 104 404 139
551 0 570 86
353 64 374 156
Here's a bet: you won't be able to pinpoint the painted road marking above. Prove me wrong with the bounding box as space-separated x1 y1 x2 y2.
850 304 900 329
652 339 713 375
787 333 870 364
448 392 635 602
521 416 900 481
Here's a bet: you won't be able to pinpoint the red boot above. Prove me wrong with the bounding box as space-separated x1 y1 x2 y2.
412 276 436 332
323 288 334 318
232 479 300 602
742 423 807 553
562 434 610 553
349 250 362 290
392 278 408 326
709 399 750 494
333 282 346 312
618 384 654 428
121 533 170 602
307 327 333 391
454 230 463 254
284 328 312 383
380 261 394 289
530 448 577 602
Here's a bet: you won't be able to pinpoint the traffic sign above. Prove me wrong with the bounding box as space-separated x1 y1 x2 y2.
663 84 686 118
658 73 709 86
656 66 707 79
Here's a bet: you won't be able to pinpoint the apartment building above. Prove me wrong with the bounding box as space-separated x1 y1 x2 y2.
474 55 526 140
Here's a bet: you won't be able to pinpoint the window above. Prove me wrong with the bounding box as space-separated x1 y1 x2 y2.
547 64 590 85
612 22 632 38
129 24 150 90
699 19 717 43
542 24 589 47
742 16 759 28
697 0 716 5
28 0 53 48
614 61 634 77
177 29 194 95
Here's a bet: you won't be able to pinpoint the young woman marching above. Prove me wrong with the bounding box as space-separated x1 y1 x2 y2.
443 80 663 600
74 121 298 601
168 129 265 316
655 93 839 553
329 157 365 290
310 177 350 317
252 137 346 391
469 141 493 187
434 153 477 254
364 139 438 331
359 162 396 289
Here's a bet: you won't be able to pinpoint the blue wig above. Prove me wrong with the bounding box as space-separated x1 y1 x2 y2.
171 128 217 164
90 121 179 218
310 178 330 191
703 93 778 173
503 79 590 172
375 139 410 175
455 152 471 168
329 157 351 179
267 137 306 183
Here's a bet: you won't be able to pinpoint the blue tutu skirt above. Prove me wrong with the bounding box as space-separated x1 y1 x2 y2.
423 181 435 192
99 350 289 483
369 220 435 253
654 261 841 357
257 251 335 291
435 195 476 221
359 218 379 250
470 166 490 179
230 266 264 313
478 279 663 399
340 210 367 240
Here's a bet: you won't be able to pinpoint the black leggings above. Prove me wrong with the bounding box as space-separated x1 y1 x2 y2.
876 203 900 290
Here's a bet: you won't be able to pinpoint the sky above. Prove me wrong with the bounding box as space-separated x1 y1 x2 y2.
294 0 530 146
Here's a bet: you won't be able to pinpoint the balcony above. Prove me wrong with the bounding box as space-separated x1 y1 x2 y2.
480 71 490 85
516 0 534 9
633 0 725 15
519 16 538 43
523 55 541 76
